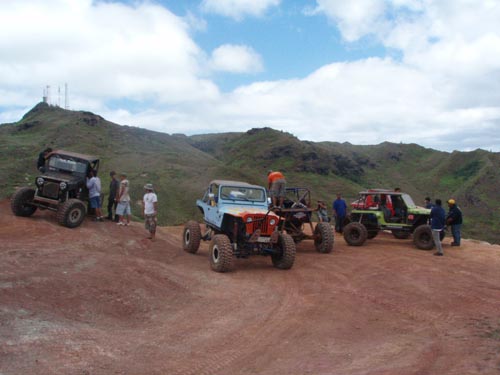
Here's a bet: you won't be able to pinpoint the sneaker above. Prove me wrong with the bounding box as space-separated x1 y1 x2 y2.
117 222 124 226
433 252 443 256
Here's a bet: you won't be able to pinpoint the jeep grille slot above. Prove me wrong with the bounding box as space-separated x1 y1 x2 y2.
245 215 271 236
42 182 59 199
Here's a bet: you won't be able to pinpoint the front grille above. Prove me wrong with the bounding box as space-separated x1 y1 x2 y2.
245 215 273 236
42 182 59 199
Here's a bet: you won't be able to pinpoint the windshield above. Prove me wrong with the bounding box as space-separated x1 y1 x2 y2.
219 186 266 202
47 155 88 174
401 193 416 207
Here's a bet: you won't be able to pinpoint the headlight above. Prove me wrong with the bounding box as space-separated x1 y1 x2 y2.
269 218 276 226
36 177 44 186
60 182 67 190
246 217 253 223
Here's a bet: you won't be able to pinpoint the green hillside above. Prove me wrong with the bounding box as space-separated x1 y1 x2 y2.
2 103 499 244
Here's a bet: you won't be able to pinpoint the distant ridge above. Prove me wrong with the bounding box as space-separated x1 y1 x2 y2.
1 103 499 243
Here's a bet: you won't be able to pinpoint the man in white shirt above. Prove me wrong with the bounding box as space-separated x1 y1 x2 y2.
86 169 103 222
143 183 158 240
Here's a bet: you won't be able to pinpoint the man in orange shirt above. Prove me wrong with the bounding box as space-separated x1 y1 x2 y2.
267 170 286 208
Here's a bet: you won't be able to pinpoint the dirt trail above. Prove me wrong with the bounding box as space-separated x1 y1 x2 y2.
1 199 500 375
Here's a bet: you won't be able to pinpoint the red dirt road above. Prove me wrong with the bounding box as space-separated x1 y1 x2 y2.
1 199 500 375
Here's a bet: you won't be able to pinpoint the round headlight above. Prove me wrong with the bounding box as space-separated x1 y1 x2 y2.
269 218 276 226
246 217 253 223
60 182 67 190
36 177 44 186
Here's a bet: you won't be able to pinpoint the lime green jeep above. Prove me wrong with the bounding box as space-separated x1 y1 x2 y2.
343 189 439 250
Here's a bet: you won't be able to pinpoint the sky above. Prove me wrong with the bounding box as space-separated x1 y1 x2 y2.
1 0 500 152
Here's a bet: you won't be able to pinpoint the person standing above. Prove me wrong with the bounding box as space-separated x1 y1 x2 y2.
424 197 433 209
116 173 131 226
86 169 103 222
267 170 286 208
332 193 348 233
430 199 446 256
143 183 158 240
107 171 119 221
37 147 52 172
447 199 463 246
316 200 329 223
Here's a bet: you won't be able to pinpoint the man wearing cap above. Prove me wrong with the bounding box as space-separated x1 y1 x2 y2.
143 183 158 240
446 199 463 246
107 171 119 221
267 170 286 208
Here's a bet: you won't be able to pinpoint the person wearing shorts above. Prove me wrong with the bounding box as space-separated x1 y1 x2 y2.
267 170 286 208
86 169 103 222
116 173 131 226
143 183 158 240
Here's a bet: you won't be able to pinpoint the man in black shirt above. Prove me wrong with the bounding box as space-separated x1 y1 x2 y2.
37 148 52 172
107 171 120 221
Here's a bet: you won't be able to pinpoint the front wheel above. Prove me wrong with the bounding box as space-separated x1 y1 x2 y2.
314 222 334 253
272 233 296 269
413 224 434 250
57 199 86 228
343 222 368 246
182 221 201 253
11 187 37 217
209 234 234 272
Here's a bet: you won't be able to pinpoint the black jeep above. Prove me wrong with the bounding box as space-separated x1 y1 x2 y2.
11 150 100 228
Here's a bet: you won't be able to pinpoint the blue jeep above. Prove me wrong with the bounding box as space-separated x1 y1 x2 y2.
182 180 296 272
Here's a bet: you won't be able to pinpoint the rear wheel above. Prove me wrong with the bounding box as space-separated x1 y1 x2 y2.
57 199 86 228
343 222 368 246
182 220 201 253
272 233 296 269
314 222 334 253
209 234 233 272
413 224 434 250
11 187 37 217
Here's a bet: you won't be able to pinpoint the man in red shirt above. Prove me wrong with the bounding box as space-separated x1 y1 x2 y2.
267 170 286 208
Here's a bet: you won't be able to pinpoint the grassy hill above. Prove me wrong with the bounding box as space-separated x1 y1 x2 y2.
2 103 499 243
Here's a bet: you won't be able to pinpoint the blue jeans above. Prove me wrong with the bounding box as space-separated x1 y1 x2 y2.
451 224 461 245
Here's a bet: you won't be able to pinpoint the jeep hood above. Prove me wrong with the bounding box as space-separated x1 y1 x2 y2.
219 205 277 218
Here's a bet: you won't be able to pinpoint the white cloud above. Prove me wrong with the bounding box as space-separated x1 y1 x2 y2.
201 0 281 20
2 0 500 152
209 44 264 73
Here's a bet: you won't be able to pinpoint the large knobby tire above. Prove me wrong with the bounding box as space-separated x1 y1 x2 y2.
209 234 234 273
343 222 368 246
272 233 296 270
11 187 37 217
56 199 86 228
392 229 411 239
314 222 334 253
182 220 201 253
413 224 434 250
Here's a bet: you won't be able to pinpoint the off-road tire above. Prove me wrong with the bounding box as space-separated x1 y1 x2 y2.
314 222 334 253
209 234 234 273
56 199 86 228
183 220 201 253
413 224 434 250
392 229 411 239
272 233 296 270
343 222 368 246
11 187 37 217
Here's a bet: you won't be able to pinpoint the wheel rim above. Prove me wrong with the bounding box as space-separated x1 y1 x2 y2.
184 229 191 246
212 245 220 263
69 208 82 223
350 229 360 241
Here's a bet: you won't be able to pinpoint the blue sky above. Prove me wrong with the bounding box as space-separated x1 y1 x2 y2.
1 0 500 152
